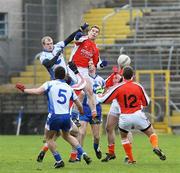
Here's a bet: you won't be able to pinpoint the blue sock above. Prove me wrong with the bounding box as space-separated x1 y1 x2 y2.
76 145 84 160
94 143 99 151
52 151 62 162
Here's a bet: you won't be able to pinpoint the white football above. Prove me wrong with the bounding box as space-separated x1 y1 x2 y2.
117 54 131 67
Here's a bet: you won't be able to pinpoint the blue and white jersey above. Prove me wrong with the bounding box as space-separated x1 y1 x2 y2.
83 74 105 105
40 41 67 80
42 79 78 114
89 74 105 94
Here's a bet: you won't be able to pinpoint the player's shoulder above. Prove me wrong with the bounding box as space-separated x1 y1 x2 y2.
96 75 105 81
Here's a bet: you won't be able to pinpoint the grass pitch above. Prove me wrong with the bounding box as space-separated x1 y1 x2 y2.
0 134 179 173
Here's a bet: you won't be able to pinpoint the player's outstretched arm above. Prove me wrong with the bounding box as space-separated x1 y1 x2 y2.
15 83 45 95
64 23 89 46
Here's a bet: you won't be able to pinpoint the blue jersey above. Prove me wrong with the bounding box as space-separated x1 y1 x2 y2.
40 41 67 80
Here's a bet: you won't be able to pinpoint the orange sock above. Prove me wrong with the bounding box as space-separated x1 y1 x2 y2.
108 144 115 155
70 151 77 160
122 138 134 161
41 143 48 152
149 133 158 148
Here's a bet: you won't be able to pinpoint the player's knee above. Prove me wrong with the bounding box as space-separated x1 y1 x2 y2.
70 129 79 137
93 135 100 143
106 124 113 133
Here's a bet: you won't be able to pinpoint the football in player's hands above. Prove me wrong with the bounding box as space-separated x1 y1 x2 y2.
16 83 25 92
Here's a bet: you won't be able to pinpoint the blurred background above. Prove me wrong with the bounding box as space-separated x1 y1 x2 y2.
0 0 180 135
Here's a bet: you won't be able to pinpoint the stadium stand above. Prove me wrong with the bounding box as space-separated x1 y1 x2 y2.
1 0 180 134
10 59 50 85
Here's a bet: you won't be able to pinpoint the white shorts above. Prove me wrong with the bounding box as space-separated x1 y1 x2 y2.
118 110 151 132
108 99 121 117
78 67 90 79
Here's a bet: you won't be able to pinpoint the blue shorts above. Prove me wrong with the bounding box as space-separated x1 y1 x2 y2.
46 113 71 132
79 104 102 124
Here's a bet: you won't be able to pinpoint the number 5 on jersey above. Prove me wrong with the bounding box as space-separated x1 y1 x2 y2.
57 89 67 104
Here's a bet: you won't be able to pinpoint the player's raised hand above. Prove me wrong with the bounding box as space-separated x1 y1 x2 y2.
80 22 89 31
95 86 104 94
100 60 108 68
15 83 25 92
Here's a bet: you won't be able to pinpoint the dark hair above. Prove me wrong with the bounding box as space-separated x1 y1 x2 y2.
123 66 134 80
55 66 66 79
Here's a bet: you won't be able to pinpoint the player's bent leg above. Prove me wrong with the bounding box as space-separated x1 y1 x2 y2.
120 130 135 163
91 124 102 159
69 121 79 137
102 114 118 162
83 78 97 122
36 128 49 162
62 131 92 164
106 114 118 145
46 130 64 168
68 121 79 162
143 126 166 161
78 121 88 146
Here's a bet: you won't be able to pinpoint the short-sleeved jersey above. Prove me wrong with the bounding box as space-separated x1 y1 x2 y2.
40 41 67 80
42 79 78 114
69 36 100 68
97 80 150 114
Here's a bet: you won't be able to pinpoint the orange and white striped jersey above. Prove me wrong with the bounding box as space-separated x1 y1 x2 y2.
97 79 150 114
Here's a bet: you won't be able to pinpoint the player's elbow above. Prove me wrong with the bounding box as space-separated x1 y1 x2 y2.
42 59 51 68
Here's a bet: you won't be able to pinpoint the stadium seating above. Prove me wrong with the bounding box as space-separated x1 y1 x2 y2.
1 1 180 134
10 59 50 85
83 8 142 45
9 7 142 85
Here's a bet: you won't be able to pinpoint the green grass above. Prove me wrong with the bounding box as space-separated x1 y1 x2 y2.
0 134 180 173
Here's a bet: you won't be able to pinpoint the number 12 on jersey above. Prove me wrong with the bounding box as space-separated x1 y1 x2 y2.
123 94 137 108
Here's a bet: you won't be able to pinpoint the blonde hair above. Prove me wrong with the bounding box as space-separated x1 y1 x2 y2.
90 25 100 33
41 36 53 45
